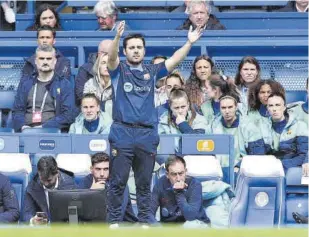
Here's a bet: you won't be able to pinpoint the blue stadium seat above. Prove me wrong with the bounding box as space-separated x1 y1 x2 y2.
286 91 307 104
0 153 32 220
21 128 61 134
229 155 285 227
285 167 308 226
56 154 91 185
3 171 28 221
0 91 16 128
184 155 223 182
0 127 14 132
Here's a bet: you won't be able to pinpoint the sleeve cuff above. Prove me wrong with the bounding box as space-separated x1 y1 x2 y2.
178 121 193 133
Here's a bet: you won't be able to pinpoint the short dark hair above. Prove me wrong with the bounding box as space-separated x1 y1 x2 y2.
37 156 58 181
91 152 110 166
165 155 186 173
81 93 100 106
123 33 145 49
151 55 167 64
268 91 286 106
37 25 56 39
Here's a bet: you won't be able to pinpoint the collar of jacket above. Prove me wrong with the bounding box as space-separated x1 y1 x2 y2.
83 116 100 132
259 104 269 117
221 114 240 128
272 116 288 134
302 100 308 113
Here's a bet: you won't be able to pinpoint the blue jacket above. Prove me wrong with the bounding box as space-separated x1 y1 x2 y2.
12 74 75 132
0 173 20 223
151 175 209 223
22 50 71 81
263 114 308 169
78 174 138 223
75 53 96 106
23 170 76 223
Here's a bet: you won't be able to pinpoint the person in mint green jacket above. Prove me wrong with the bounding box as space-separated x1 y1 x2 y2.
287 78 308 125
209 93 266 173
69 93 112 134
201 72 239 125
265 92 308 173
159 88 208 134
247 79 286 146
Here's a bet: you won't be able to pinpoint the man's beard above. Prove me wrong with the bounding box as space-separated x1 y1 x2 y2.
127 58 142 66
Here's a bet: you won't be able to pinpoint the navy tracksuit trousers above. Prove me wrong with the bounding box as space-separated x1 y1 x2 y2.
107 122 159 223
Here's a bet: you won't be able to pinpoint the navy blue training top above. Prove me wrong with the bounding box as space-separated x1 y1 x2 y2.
109 61 168 126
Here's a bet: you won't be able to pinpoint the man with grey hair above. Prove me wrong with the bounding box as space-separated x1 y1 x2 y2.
94 0 130 31
75 39 112 106
13 45 74 132
177 0 225 30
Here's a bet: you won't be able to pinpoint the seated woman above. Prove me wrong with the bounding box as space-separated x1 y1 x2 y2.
265 92 308 172
288 78 308 125
26 4 62 31
159 88 208 134
247 79 285 145
234 56 262 114
210 93 265 172
201 72 238 125
69 93 112 134
157 72 185 118
83 53 113 115
185 55 215 110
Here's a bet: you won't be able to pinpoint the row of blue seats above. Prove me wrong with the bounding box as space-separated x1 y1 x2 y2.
15 12 308 31
23 1 290 15
1 151 307 225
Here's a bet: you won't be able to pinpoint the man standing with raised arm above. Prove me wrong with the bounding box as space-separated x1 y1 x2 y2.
107 21 202 227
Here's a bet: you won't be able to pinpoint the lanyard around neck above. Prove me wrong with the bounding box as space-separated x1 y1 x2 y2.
32 83 49 113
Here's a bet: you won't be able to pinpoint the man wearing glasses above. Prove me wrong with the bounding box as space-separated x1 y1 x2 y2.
151 155 209 226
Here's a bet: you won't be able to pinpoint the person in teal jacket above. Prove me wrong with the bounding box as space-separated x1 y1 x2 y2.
265 92 308 173
209 93 266 173
247 79 286 146
201 72 239 125
157 72 185 118
287 78 308 125
159 88 208 135
69 93 112 134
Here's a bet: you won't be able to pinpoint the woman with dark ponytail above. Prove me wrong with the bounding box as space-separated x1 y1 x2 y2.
158 88 208 134
201 72 239 125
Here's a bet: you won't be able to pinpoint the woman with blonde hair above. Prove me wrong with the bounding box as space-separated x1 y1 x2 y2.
83 53 113 114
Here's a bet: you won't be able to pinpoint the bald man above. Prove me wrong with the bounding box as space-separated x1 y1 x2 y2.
75 39 112 106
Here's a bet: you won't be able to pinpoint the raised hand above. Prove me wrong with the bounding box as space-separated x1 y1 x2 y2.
90 178 106 190
188 25 203 44
116 21 126 38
